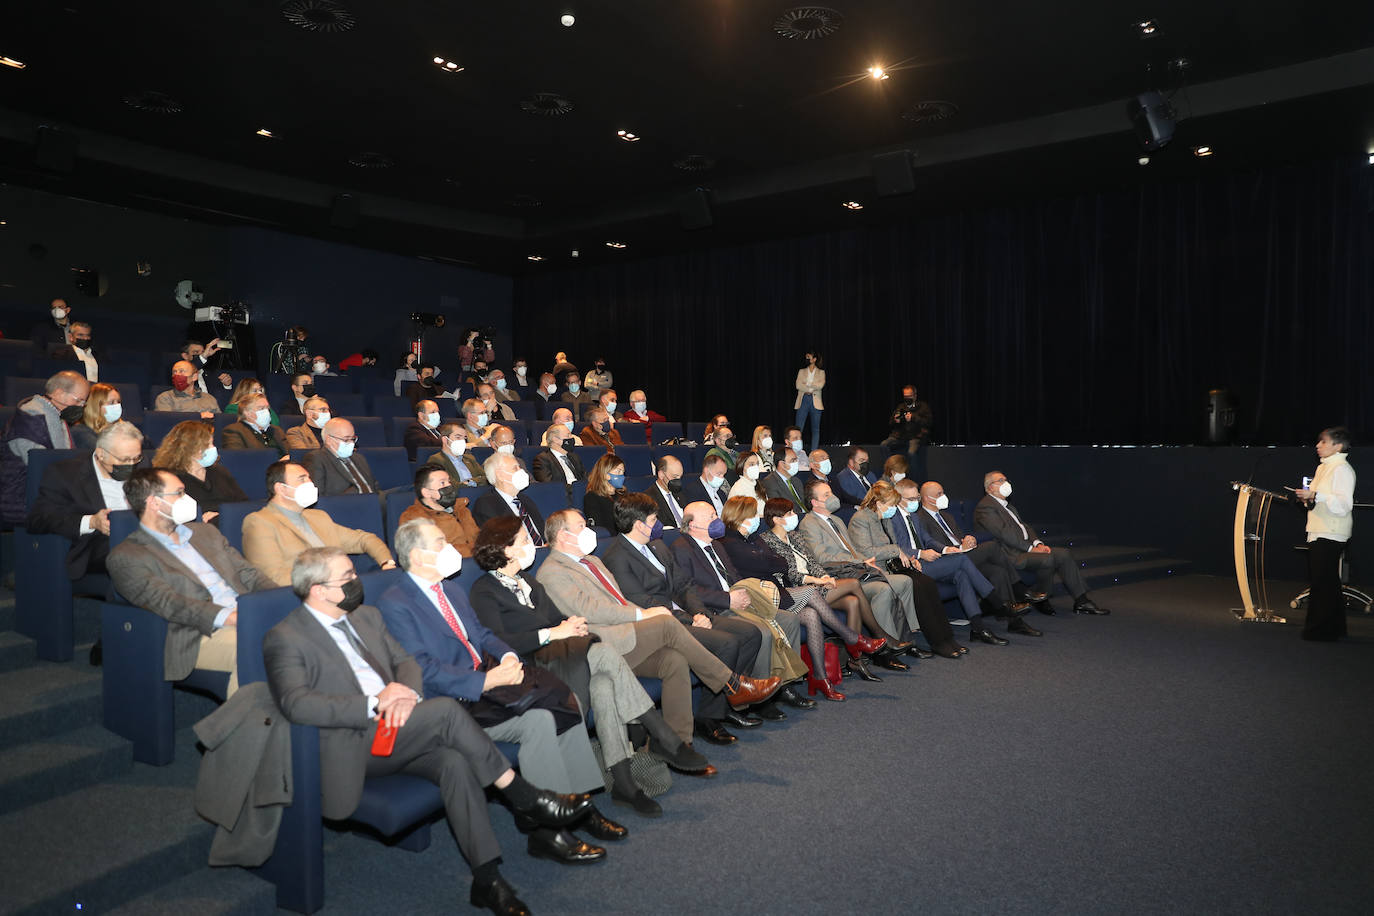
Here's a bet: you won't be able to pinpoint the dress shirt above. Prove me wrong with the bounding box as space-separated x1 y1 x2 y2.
140 522 238 626
550 448 578 485
690 535 732 590
655 483 684 526
72 345 99 382
992 495 1040 548
304 601 389 715
80 454 131 535
405 572 517 665
699 478 724 514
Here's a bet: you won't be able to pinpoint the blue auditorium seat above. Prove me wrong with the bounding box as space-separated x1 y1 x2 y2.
652 443 697 474
141 411 205 446
215 500 266 554
614 445 655 476
522 480 571 522
218 450 283 499
383 488 417 549
348 416 386 449
313 494 386 572
356 446 410 490
5 376 47 406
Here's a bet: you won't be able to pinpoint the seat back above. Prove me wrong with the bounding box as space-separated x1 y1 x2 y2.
102 381 146 422
324 393 367 418
348 417 386 449
314 494 386 572
215 500 267 554
506 401 537 425
218 450 282 499
614 445 655 476
652 443 696 474
522 480 571 522
357 447 411 491
389 415 417 448
5 376 48 407
25 447 84 507
384 488 417 549
236 586 306 687
141 412 205 446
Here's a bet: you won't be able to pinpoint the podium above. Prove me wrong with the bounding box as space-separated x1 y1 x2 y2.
1230 482 1291 623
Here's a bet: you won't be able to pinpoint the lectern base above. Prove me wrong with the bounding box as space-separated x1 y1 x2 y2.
1232 608 1287 624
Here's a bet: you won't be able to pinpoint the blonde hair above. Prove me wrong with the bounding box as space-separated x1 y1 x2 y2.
859 480 900 512
153 421 214 472
81 383 120 434
586 453 625 498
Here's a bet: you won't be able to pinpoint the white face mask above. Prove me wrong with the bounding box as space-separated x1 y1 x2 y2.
289 481 318 508
575 526 598 556
935 494 950 510
633 400 646 414
760 436 773 450
705 475 725 490
509 469 530 492
423 412 440 428
744 465 761 481
514 541 537 570
447 438 466 457
604 401 617 414
891 472 905 483
496 443 515 455
310 410 331 428
998 481 1012 498
312 362 327 373
161 493 198 525
515 366 527 377
427 543 463 578
545 383 557 395
52 306 69 320
252 408 271 429
102 403 122 424
818 459 832 475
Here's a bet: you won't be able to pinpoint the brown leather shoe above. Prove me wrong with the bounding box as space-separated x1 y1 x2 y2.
726 674 781 708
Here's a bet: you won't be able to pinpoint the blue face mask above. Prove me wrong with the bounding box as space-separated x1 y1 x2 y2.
880 506 897 519
706 518 726 539
102 403 122 424
818 459 832 475
608 473 625 488
705 475 725 490
743 517 760 536
335 440 355 459
252 408 271 429
649 519 663 540
198 446 218 468
563 420 575 432
495 378 507 390
905 500 921 513
568 382 580 394
604 401 617 414
783 513 799 532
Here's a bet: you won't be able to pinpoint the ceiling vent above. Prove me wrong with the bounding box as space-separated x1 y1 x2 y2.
772 7 844 40
900 100 959 124
280 0 357 33
520 92 574 116
122 90 183 114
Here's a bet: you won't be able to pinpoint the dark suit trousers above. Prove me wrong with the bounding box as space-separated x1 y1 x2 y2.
888 569 956 651
620 615 733 737
686 616 758 718
1018 547 1088 599
968 541 1019 607
363 697 510 871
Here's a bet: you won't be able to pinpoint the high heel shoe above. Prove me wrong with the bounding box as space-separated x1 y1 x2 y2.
846 634 886 657
806 672 846 701
848 656 882 682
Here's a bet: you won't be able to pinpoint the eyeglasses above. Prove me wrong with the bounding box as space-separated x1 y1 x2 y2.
321 573 357 587
328 434 359 444
155 490 186 500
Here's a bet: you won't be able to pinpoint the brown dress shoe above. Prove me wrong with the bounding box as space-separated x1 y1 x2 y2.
726 674 781 708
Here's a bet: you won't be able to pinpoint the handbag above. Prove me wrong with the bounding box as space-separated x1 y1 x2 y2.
468 656 584 735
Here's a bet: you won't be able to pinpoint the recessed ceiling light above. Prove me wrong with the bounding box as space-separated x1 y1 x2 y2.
0 56 26 70
1193 145 1213 157
616 130 640 142
867 66 889 80
432 57 464 73
1137 19 1157 36
605 241 627 248
0 220 7 226
1138 156 1150 165
842 200 863 210
527 254 544 262
255 128 276 138
1367 153 1374 166
561 13 575 27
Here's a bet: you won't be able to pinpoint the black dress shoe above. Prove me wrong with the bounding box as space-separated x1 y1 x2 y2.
611 785 663 818
934 646 962 659
752 700 787 721
527 828 606 865
840 662 855 679
646 737 711 773
971 628 1009 646
1009 617 1043 637
874 654 909 672
848 657 882 681
520 790 594 828
1003 602 1032 617
470 874 531 916
777 684 817 709
88 639 103 667
1074 598 1111 615
723 709 763 729
580 806 628 841
1035 600 1058 616
693 719 737 745
905 645 934 659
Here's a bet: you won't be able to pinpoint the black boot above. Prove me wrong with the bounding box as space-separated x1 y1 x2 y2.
608 759 661 818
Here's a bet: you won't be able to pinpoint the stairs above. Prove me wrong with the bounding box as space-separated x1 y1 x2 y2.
1039 528 1194 590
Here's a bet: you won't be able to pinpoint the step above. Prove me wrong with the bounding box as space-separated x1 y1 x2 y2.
104 864 276 916
1080 556 1194 590
1041 531 1100 548
1068 544 1166 567
0 629 35 672
0 659 103 746
0 724 131 815
0 591 15 632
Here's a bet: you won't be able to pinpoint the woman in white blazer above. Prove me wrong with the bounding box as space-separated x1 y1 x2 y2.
793 351 825 452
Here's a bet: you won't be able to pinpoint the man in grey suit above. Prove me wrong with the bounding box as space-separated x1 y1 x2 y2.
761 447 808 515
263 546 597 916
535 509 780 748
301 417 378 496
974 470 1110 616
107 468 277 695
796 478 921 655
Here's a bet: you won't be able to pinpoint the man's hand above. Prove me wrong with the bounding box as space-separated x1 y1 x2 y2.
380 559 398 570
692 613 713 629
483 655 525 690
222 611 238 627
91 508 111 536
551 617 588 640
376 682 419 728
204 338 222 357
200 411 215 419
217 372 233 388
642 606 672 619
1031 544 1052 554
728 588 750 610
919 549 939 563
201 511 219 524
863 556 880 570
961 535 978 550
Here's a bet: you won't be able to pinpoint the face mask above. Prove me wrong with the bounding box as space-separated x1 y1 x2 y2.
818 459 832 475
515 366 527 377
514 541 537 569
563 420 575 432
856 460 870 475
474 367 488 378
744 465 761 481
705 518 727 539
289 481 318 508
475 413 489 428
560 437 576 450
311 410 331 428
420 376 434 387
667 478 683 495
161 493 198 525
171 375 191 391
109 461 138 482
742 516 760 536
52 306 68 320
905 500 921 513
510 469 530 492
495 378 507 391
633 401 646 414
416 411 437 429
649 519 664 540
567 383 580 394
595 363 606 372
300 384 316 398
604 401 617 414
880 505 897 519
546 383 557 395
334 440 355 459
447 438 466 457
790 439 804 451
436 485 459 509
72 337 91 349
253 408 272 429
312 362 327 374
724 437 739 450
608 473 625 488
998 482 1012 498
891 472 905 483
935 494 950 510
760 436 773 450
335 577 364 612
598 420 611 434
198 446 218 468
705 475 724 490
575 526 598 556
783 513 799 532
428 543 463 578
778 462 794 477
823 494 841 513
102 403 122 424
496 443 515 455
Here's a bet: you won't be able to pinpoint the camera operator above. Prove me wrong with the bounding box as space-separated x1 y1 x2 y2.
459 328 495 375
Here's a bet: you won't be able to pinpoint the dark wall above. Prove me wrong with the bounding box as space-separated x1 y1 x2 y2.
513 156 1374 447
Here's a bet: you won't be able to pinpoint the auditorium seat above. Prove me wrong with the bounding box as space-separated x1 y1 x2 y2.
652 443 696 474
383 488 417 549
325 393 367 418
573 445 611 470
651 420 686 442
684 422 708 444
614 445 654 476
215 500 266 553
503 419 529 446
355 446 410 490
313 494 386 571
309 375 352 396
372 395 413 419
506 401 536 425
349 416 386 449
522 480 571 523
0 338 34 376
219 450 283 499
141 412 205 447
102 381 146 423
387 415 417 448
5 376 47 407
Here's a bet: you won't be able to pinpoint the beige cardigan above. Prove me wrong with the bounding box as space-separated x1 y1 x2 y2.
794 367 826 410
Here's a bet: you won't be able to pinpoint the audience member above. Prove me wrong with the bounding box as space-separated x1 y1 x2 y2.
224 378 281 427
301 418 377 496
550 351 577 387
782 426 811 471
794 351 825 451
596 390 621 421
486 370 520 402
460 398 499 446
471 453 542 544
32 298 74 355
180 339 234 397
478 384 516 422
393 351 420 397
219 393 288 456
806 449 832 484
558 371 592 416
541 408 582 447
644 455 687 529
52 320 99 381
241 461 394 584
701 414 730 446
727 451 767 511
580 406 623 451
310 355 338 377
835 446 875 506
285 396 330 451
531 426 585 489
489 425 517 457
154 361 220 416
279 372 314 417
336 348 379 371
582 454 625 533
534 372 559 406
429 420 488 488
108 468 274 695
70 382 121 451
750 427 775 473
509 359 532 397
619 391 664 445
680 454 729 517
399 466 481 557
881 454 908 487
404 399 444 462
406 363 451 407
762 446 807 515
704 426 739 474
155 420 249 522
584 359 613 399
1 370 89 524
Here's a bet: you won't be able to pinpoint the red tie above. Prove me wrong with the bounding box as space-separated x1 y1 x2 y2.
431 582 481 670
580 558 629 606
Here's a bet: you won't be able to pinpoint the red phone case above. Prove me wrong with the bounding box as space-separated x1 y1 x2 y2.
371 717 397 756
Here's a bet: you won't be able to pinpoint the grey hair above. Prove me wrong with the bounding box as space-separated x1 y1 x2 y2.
45 370 87 396
394 518 438 571
483 451 516 482
983 470 1005 491
544 508 580 547
96 419 144 451
291 546 348 599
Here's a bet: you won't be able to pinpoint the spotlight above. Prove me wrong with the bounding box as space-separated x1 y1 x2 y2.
561 13 575 27
432 57 464 73
571 249 580 258
841 200 864 210
527 254 544 262
1368 153 1374 165
433 56 443 64
605 241 627 248
867 66 888 80
0 56 25 70
1137 156 1150 165
255 128 275 138
616 130 640 142
1193 145 1213 157
1137 19 1157 36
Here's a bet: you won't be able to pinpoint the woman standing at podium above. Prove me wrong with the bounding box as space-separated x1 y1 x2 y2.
1295 427 1356 641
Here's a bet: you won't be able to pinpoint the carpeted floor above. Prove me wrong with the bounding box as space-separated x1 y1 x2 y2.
309 574 1374 915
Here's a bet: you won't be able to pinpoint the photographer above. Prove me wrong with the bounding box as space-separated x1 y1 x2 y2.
459 328 495 374
881 384 932 458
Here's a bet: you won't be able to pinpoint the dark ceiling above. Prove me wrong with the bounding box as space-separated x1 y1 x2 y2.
1 1 1372 273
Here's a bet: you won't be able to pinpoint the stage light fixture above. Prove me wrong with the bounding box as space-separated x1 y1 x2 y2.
616 130 640 142
432 57 464 73
1368 153 1374 166
841 200 864 210
868 66 889 80
1193 145 1213 157
527 254 544 262
255 128 275 138
605 241 627 248
561 13 576 27
0 56 25 70
1138 156 1150 165
1137 19 1157 36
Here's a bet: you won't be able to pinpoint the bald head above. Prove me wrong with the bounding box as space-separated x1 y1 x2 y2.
323 417 356 455
681 500 718 542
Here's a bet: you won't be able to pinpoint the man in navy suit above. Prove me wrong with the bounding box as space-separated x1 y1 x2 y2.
470 453 545 544
834 446 876 506
678 453 730 518
377 518 621 865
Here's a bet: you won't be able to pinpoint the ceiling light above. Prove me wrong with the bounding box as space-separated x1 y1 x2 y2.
841 200 863 210
1367 153 1374 166
432 57 464 73
1137 156 1150 165
433 56 444 64
255 128 275 138
527 254 544 262
867 66 889 80
1193 145 1213 157
0 56 26 70
605 241 627 248
616 130 640 142
561 13 575 27
1137 19 1157 35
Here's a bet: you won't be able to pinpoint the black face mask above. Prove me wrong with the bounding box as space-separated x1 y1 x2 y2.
109 462 137 482
599 420 612 434
436 485 459 509
72 337 92 348
336 578 364 612
561 437 576 450
300 384 316 398
856 460 870 475
724 437 739 451
60 405 85 425
595 363 606 371
420 376 434 387
667 478 684 495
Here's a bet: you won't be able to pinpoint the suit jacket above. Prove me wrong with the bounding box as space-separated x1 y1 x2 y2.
470 488 546 532
916 506 965 550
425 449 487 488
668 533 745 612
679 475 727 518
894 508 942 553
797 511 897 588
469 571 565 657
403 422 444 462
377 574 516 703
25 451 110 578
301 447 379 497
262 604 424 819
276 398 303 418
762 471 808 515
643 481 687 529
285 423 321 451
848 508 907 562
220 421 288 455
579 425 622 449
405 381 448 407
108 523 275 680
835 468 876 507
535 549 643 655
399 501 481 557
531 448 585 485
601 535 706 623
241 504 392 585
974 495 1040 563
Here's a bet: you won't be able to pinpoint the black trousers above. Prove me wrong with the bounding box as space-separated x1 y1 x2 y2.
1018 547 1088 599
1303 537 1347 641
887 568 956 652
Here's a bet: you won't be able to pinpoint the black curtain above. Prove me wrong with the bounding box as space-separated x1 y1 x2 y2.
513 156 1373 447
